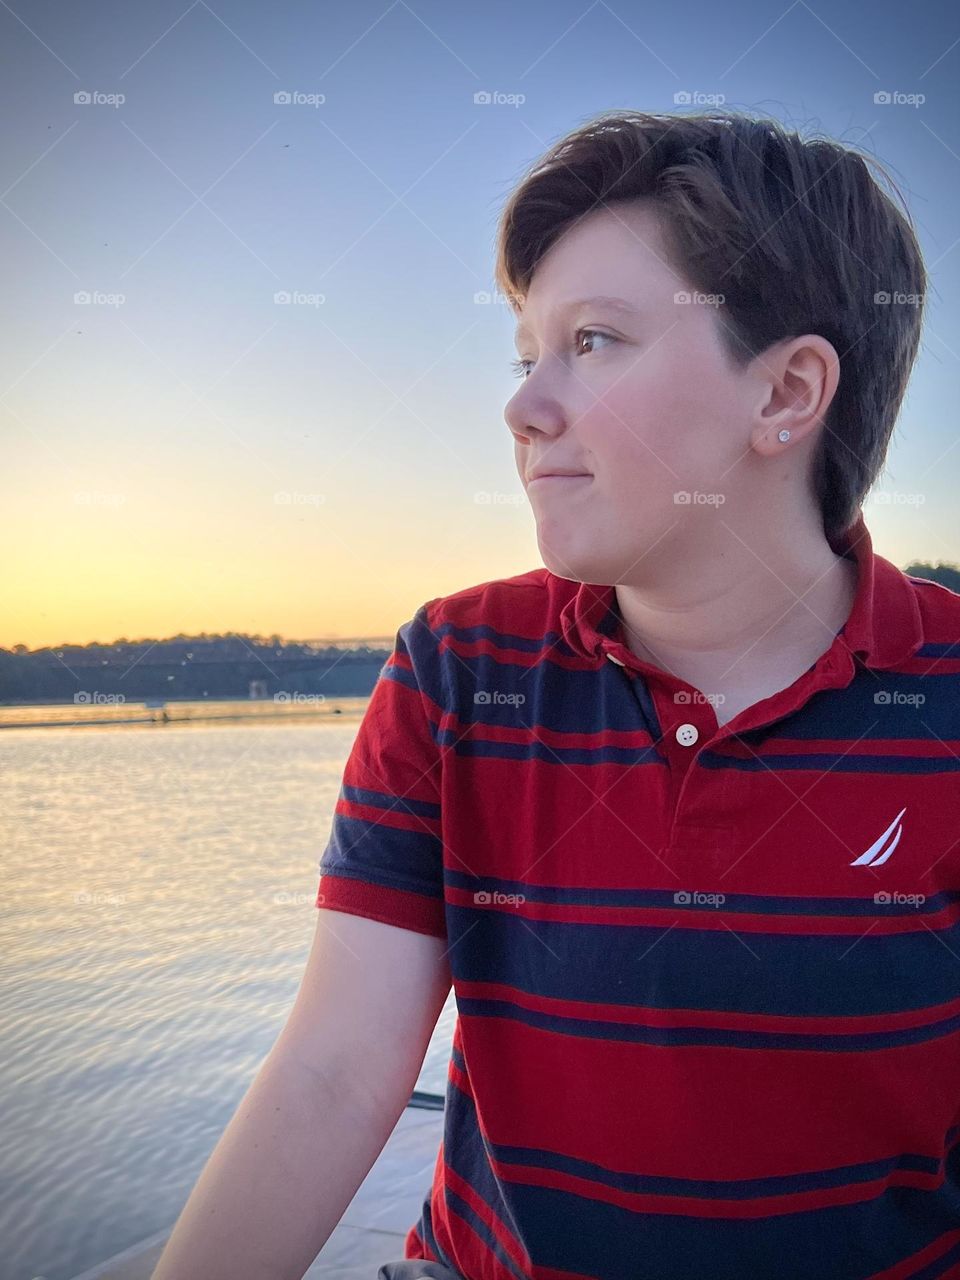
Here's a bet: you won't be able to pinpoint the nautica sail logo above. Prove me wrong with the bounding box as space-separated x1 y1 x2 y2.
850 807 907 866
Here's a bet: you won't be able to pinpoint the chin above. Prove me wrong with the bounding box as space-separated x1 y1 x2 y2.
537 532 615 585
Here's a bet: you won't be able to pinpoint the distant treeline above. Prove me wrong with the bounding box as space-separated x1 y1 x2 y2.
903 562 960 593
4 561 958 705
0 632 393 705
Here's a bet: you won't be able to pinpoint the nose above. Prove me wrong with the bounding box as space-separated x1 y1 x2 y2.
504 378 567 446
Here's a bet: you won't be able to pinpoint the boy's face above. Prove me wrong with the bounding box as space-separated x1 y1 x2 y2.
505 200 762 586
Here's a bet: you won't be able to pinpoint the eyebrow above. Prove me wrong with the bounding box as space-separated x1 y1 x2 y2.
513 294 643 346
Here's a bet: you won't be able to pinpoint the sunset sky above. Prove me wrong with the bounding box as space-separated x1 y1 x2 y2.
3 0 959 649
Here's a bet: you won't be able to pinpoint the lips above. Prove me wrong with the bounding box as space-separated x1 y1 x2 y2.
526 469 592 483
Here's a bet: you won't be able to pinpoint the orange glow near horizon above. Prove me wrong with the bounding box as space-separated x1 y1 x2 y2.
6 481 950 651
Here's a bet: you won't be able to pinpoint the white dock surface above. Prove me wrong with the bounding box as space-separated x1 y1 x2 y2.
69 1107 445 1280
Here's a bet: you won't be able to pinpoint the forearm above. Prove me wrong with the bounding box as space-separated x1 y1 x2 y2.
150 1049 407 1280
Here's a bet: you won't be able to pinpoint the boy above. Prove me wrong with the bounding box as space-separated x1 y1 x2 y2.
153 111 960 1280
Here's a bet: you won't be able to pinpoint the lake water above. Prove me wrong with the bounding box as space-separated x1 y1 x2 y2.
0 709 457 1280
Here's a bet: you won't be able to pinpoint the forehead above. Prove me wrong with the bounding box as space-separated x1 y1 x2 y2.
511 205 676 344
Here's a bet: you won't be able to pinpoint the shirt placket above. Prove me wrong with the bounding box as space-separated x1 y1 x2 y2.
598 632 857 872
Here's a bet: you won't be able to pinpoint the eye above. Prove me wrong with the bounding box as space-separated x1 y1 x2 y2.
575 327 616 356
509 328 616 380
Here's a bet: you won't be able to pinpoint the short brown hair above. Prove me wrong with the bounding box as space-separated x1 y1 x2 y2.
494 109 926 540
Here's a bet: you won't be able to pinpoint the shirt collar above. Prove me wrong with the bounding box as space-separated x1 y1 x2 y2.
557 511 924 671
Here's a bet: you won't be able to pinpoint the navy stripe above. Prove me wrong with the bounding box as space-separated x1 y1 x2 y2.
484 1126 946 1202
434 619 564 655
437 730 667 767
733 670 957 740
443 1186 527 1280
446 906 960 1017
456 995 960 1051
409 1191 461 1276
341 782 441 820
445 653 657 736
597 598 621 637
380 662 420 695
319 814 443 899
444 868 960 919
915 642 960 658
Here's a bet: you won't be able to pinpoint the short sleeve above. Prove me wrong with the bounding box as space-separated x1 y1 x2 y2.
315 600 446 940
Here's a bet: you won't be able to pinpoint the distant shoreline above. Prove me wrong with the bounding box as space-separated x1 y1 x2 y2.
0 696 370 731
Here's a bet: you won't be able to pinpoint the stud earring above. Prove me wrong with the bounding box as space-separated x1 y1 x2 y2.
778 429 791 443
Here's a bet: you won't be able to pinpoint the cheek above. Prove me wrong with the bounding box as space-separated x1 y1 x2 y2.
577 386 691 490
581 363 736 485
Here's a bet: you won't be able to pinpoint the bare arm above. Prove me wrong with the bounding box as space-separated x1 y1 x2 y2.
150 910 452 1280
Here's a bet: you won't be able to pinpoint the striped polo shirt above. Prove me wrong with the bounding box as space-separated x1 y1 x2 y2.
315 510 960 1280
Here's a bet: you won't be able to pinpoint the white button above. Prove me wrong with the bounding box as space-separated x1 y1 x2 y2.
675 722 699 747
605 651 625 666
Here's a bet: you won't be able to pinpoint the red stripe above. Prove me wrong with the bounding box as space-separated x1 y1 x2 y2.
492 1154 948 1221
336 796 441 836
315 876 444 938
443 1162 532 1275
452 1033 960 1183
900 656 960 676
439 632 587 672
722 736 960 760
445 884 960 936
455 978 960 1037
402 1222 436 1262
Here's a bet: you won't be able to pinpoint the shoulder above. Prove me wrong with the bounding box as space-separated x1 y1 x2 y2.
420 567 578 635
905 573 960 643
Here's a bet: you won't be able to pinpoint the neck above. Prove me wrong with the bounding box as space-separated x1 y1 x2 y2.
614 520 859 692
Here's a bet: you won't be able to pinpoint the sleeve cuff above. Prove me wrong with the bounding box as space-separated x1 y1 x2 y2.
316 873 446 940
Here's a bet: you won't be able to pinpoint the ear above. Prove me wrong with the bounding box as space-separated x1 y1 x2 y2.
749 334 840 458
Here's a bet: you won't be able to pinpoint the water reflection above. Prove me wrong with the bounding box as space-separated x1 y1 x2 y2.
0 713 456 1280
